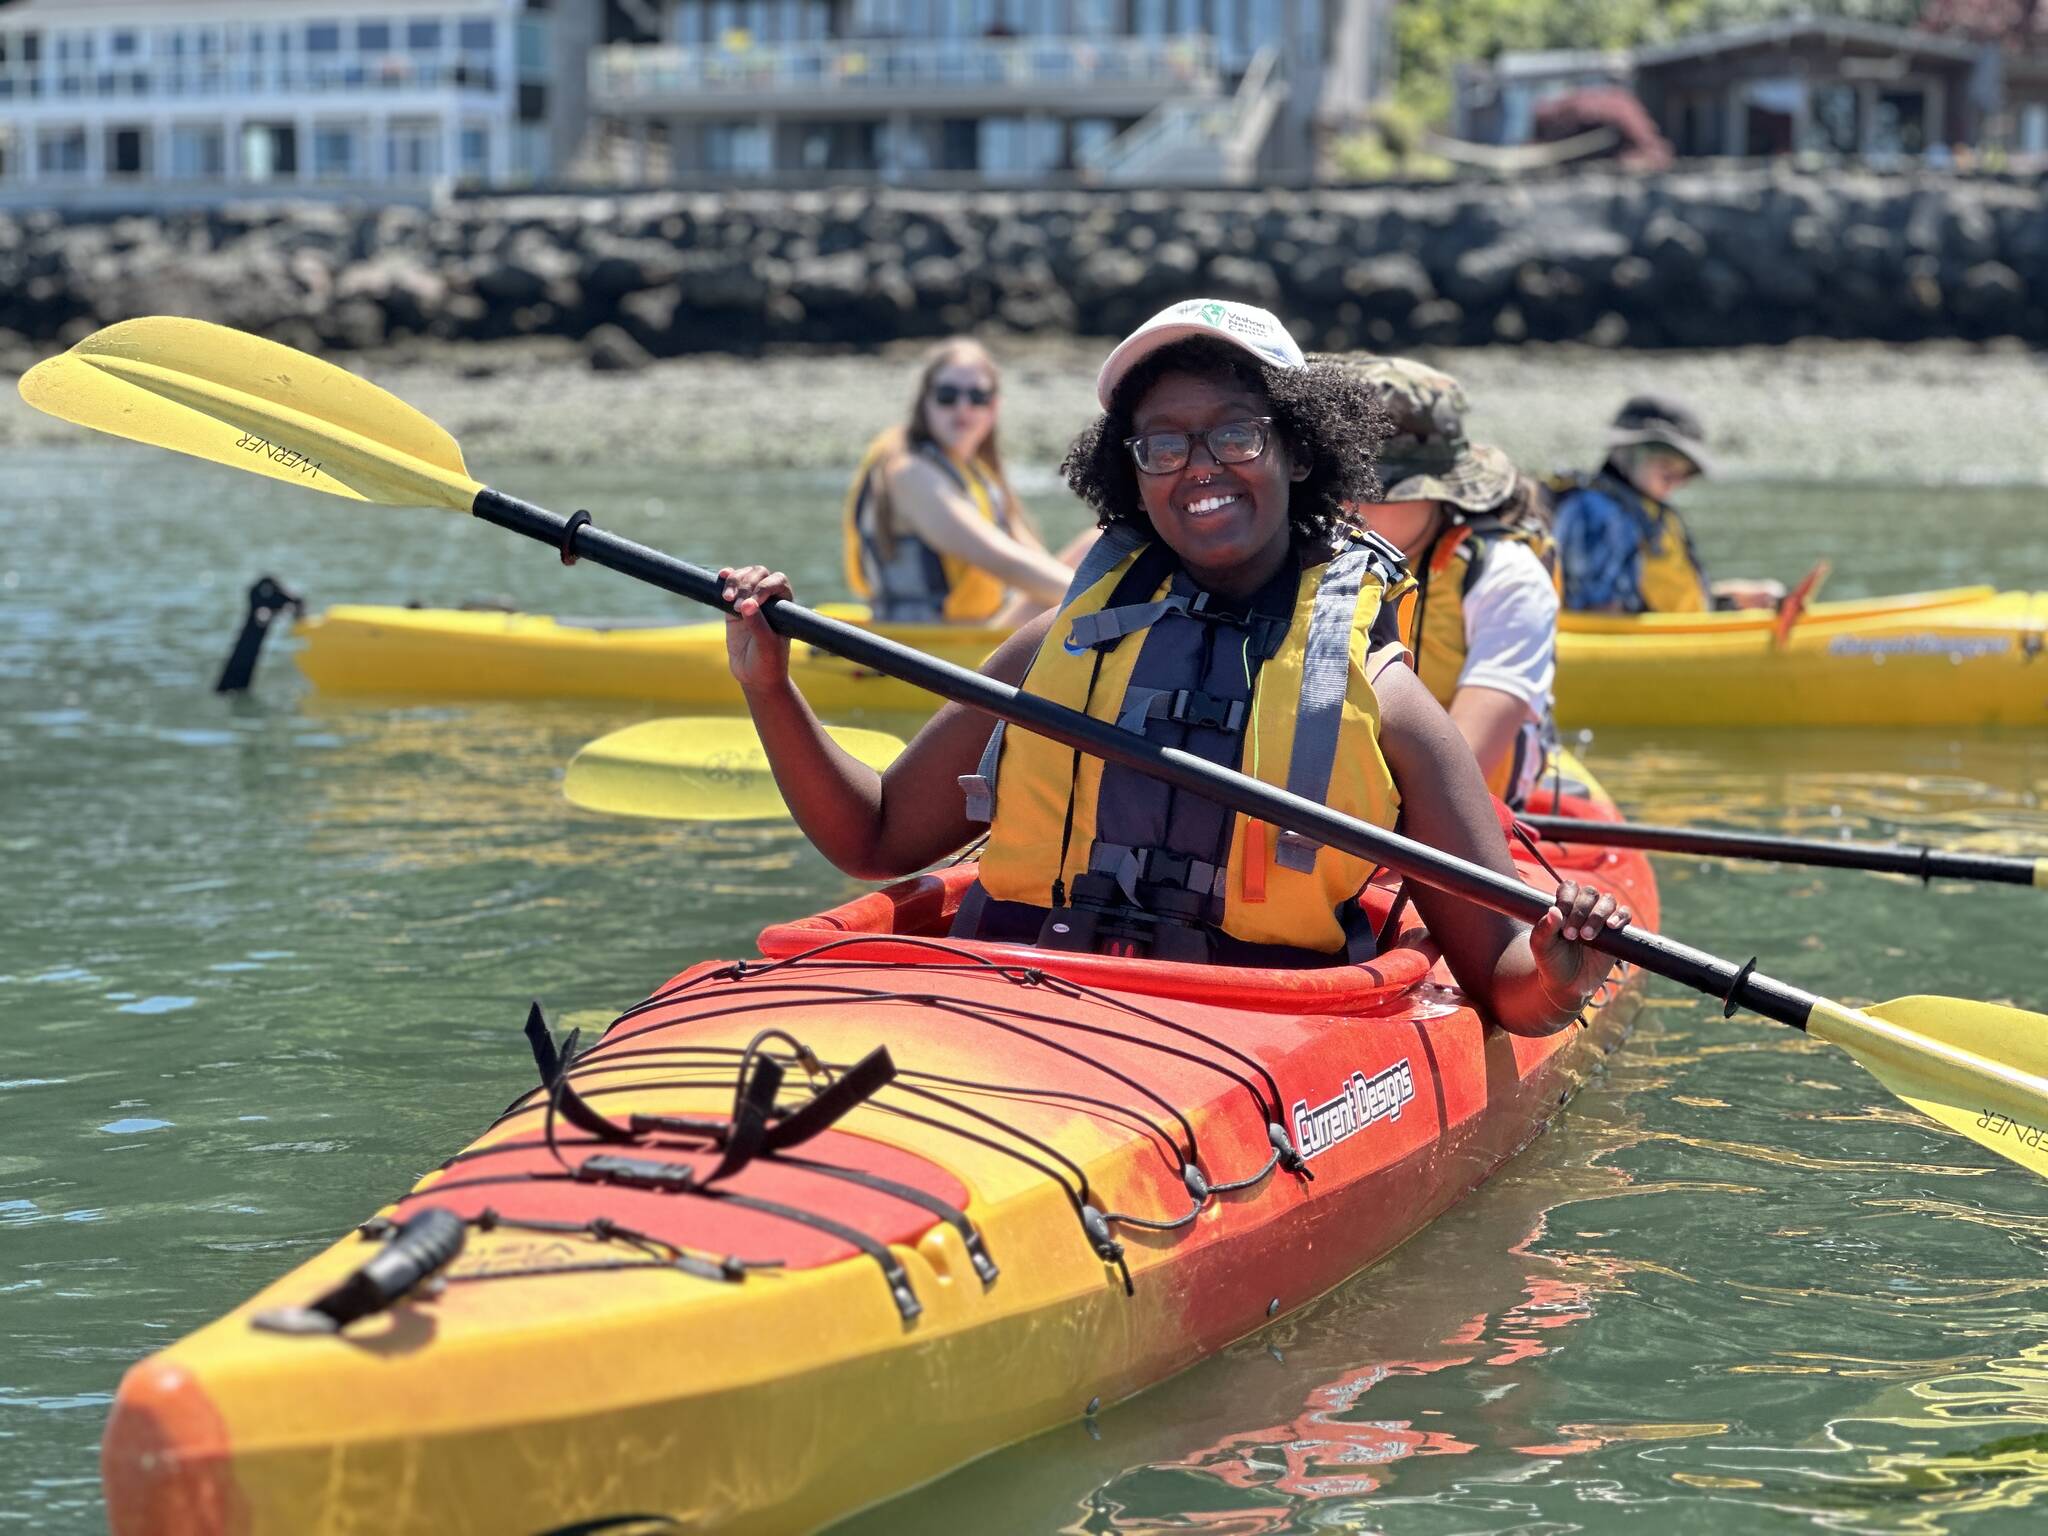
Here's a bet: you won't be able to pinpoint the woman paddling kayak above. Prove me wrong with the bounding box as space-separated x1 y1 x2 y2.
842 337 1081 626
730 299 1625 1033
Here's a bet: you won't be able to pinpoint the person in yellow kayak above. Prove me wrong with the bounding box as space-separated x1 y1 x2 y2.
843 338 1078 625
1342 357 1557 808
724 298 1626 1035
1551 395 1782 613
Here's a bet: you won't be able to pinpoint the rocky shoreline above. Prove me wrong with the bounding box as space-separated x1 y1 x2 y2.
5 170 2048 375
5 330 2044 488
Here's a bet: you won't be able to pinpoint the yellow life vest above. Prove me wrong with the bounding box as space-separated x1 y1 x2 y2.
1635 494 1710 613
1404 516 1558 804
973 537 1408 956
1549 470 1709 614
841 430 1013 623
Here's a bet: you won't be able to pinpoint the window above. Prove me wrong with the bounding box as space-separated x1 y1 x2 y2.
111 30 139 57
306 23 341 53
2023 103 2048 155
171 123 226 177
458 19 496 51
460 123 491 175
978 115 1060 177
387 119 441 178
243 121 297 178
517 18 548 76
513 122 549 178
1072 117 1115 160
408 20 444 52
358 21 392 53
313 123 361 178
37 127 87 177
107 125 146 175
705 121 770 175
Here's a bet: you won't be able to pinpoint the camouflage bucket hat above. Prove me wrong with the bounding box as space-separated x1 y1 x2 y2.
1351 356 1517 514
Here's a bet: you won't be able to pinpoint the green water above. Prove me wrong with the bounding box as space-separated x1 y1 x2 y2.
4 446 2046 1534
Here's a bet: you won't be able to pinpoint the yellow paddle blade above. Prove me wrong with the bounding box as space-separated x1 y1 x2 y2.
17 316 480 510
1807 996 2048 1179
565 718 906 822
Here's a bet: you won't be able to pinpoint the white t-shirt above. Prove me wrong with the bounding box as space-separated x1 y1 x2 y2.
1455 540 1558 715
1455 540 1558 805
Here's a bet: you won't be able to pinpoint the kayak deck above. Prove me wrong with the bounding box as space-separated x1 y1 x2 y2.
104 789 1657 1536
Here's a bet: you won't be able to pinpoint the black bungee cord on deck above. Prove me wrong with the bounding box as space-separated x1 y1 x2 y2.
389 935 1334 1325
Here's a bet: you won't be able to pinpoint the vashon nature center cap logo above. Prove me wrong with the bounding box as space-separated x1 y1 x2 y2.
1200 301 1227 326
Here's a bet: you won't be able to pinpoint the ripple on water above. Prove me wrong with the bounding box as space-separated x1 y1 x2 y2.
113 996 195 1015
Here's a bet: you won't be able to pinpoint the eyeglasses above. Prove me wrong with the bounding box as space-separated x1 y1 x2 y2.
1124 417 1273 476
931 383 996 408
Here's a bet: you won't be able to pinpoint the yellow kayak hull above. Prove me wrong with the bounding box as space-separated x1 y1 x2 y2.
293 586 2048 730
1557 586 2047 728
294 602 1010 715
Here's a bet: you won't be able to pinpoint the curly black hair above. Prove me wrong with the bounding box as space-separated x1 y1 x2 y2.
1060 338 1391 549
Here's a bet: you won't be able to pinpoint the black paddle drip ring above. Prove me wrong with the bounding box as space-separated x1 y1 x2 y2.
560 509 593 566
1721 957 1759 1018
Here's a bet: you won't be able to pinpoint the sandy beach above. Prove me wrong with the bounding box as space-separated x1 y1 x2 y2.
6 335 2046 485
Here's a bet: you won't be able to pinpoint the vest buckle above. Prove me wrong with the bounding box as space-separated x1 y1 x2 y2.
1170 689 1246 733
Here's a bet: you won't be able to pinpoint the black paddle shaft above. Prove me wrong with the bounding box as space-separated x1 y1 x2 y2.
1518 813 2038 886
474 489 1826 1031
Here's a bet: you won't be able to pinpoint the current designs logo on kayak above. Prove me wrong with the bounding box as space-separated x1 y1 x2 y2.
1292 1059 1416 1160
234 430 324 479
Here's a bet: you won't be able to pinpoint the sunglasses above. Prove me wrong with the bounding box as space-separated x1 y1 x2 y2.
931 383 996 408
1124 417 1273 476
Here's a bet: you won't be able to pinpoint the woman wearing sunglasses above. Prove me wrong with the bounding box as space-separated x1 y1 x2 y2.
841 338 1077 626
727 300 1623 1033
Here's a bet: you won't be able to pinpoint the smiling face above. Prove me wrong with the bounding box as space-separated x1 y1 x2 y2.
920 359 998 462
1129 370 1305 598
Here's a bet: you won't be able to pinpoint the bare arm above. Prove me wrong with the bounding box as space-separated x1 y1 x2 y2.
1446 685 1533 792
887 458 1074 606
724 562 1055 878
1376 665 1624 1036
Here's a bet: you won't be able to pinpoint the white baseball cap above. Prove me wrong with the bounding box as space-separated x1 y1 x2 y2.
1095 298 1307 409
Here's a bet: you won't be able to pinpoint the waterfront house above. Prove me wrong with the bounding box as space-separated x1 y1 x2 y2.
589 0 1391 184
1455 17 2040 161
0 0 600 208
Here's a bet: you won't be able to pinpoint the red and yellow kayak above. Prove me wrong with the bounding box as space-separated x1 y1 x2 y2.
103 781 1657 1535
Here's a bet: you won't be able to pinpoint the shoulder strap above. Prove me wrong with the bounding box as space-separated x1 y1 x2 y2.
961 522 1149 825
1275 545 1383 874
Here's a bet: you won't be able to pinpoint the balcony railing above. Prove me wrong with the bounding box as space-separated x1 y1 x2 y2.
0 55 499 106
594 34 1220 107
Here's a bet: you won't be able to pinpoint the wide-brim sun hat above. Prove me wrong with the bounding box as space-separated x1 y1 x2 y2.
1347 354 1518 515
1095 299 1306 410
1378 444 1519 515
1605 393 1714 477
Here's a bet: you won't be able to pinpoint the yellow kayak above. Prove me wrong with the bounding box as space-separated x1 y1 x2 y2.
293 602 1012 715
1556 585 2047 728
291 585 2047 729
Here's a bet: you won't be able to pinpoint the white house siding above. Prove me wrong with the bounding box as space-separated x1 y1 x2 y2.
0 0 592 206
